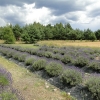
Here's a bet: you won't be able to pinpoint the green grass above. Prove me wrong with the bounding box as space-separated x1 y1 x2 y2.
0 75 9 86
7 44 38 48
0 92 18 100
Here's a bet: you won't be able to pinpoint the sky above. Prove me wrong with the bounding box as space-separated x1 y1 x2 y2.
0 0 100 31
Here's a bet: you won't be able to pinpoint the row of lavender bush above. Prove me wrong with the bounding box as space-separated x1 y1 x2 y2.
0 46 82 86
0 44 100 73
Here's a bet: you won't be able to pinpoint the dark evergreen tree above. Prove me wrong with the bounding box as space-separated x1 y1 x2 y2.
13 24 22 41
95 29 100 40
84 29 96 41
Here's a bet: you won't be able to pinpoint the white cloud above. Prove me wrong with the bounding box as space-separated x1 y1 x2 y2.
0 18 6 26
0 0 100 30
0 3 53 26
23 3 52 24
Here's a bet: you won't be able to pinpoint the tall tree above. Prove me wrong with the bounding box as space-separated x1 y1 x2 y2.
67 30 78 40
13 24 22 41
84 29 96 41
95 29 100 40
3 26 15 44
0 27 4 39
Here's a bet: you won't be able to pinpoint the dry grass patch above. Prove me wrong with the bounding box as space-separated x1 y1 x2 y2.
0 56 73 100
38 40 100 48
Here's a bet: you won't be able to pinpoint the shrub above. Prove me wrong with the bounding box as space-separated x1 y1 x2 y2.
61 55 72 64
53 54 61 60
88 62 100 72
36 51 45 57
18 47 26 52
44 52 53 58
53 49 59 54
85 77 100 100
61 69 82 86
59 50 65 55
6 51 14 58
1 49 8 56
17 53 28 62
74 56 88 67
25 57 36 66
30 49 37 55
89 55 94 60
32 59 47 70
45 62 63 77
12 52 19 60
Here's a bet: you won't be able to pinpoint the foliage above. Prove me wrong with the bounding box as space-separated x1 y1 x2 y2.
36 50 45 57
12 24 22 41
25 57 36 66
88 62 100 72
95 29 100 40
45 62 63 77
53 54 61 60
17 53 28 62
32 59 47 70
3 26 16 44
61 55 72 64
0 22 99 42
61 69 82 86
21 31 30 44
74 56 88 67
84 29 97 41
44 51 53 58
85 77 100 100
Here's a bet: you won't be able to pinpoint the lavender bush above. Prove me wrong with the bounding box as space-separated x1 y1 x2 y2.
45 62 63 77
32 59 47 70
85 77 100 100
61 69 82 86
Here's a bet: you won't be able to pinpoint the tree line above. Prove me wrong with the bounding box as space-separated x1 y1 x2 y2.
0 22 100 44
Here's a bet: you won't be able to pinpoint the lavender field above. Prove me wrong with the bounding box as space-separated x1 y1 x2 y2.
0 44 100 100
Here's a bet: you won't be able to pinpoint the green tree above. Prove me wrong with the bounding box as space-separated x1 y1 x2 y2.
12 24 22 41
75 29 84 40
53 23 66 40
95 29 100 40
3 26 15 44
84 29 96 41
67 30 78 40
44 24 53 40
21 31 30 43
0 27 4 39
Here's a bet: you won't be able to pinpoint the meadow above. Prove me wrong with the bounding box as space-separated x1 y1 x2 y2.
0 40 100 100
38 40 100 48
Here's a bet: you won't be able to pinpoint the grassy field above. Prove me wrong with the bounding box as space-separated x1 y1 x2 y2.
38 40 100 48
0 56 72 100
0 40 100 48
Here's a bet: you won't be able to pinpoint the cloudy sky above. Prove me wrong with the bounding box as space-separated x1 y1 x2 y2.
0 0 100 31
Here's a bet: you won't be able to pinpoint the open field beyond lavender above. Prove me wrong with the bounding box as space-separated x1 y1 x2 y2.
0 43 100 100
38 40 100 48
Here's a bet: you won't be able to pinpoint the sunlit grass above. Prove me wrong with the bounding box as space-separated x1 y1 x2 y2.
38 40 100 48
